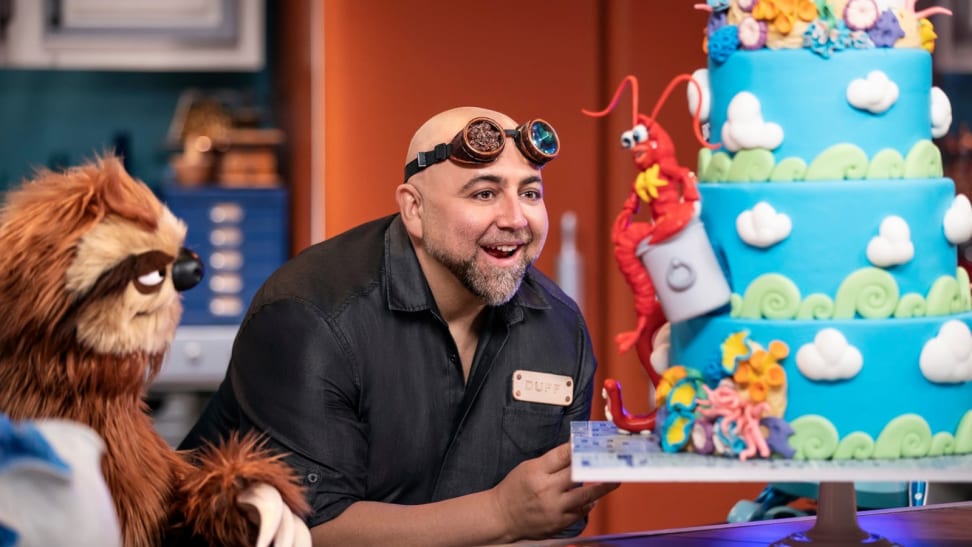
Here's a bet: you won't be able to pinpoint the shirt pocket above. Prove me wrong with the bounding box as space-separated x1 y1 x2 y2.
500 404 565 463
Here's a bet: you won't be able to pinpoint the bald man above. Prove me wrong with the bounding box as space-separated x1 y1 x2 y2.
180 107 616 546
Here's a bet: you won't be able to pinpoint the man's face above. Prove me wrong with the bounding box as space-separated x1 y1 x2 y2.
419 143 549 306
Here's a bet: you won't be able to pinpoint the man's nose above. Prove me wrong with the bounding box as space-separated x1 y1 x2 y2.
496 194 528 229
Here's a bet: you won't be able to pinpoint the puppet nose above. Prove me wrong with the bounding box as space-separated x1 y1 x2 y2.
172 247 204 292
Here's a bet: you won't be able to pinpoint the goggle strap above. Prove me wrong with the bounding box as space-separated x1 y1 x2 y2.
420 143 452 167
404 143 453 182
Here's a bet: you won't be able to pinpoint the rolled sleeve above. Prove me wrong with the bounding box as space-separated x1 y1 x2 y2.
228 298 369 526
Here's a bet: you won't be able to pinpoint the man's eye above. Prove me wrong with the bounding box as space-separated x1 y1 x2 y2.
474 190 495 200
522 190 542 200
137 270 165 287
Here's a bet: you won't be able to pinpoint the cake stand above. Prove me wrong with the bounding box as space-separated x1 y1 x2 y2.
571 421 972 546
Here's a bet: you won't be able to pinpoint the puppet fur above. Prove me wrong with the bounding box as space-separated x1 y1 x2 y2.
0 156 308 546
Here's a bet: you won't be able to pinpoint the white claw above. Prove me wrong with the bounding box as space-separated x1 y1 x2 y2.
293 512 312 547
237 482 284 547
273 498 295 546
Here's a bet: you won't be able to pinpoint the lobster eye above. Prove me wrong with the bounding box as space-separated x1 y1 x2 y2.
620 130 635 149
632 124 649 143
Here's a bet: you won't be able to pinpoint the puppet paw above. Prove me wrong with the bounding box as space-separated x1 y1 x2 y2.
237 482 312 547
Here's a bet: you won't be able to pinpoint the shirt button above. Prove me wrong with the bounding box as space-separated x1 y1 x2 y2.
306 472 320 484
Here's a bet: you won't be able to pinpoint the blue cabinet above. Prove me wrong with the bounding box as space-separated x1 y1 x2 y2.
162 185 289 325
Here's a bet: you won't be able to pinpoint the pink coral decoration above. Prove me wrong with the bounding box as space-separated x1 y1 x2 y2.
698 383 770 461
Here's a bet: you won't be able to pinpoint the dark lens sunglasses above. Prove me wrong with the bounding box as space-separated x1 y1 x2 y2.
403 117 559 182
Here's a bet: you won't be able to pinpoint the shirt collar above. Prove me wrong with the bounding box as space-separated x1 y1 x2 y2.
384 215 551 319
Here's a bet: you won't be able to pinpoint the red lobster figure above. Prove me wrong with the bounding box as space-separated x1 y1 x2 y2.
583 74 715 433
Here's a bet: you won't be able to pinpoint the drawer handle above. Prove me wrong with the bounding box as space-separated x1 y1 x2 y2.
210 203 245 224
210 227 243 247
209 296 244 317
210 250 243 270
209 273 243 294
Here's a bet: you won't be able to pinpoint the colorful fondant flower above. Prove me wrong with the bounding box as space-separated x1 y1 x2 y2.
867 9 905 47
708 0 731 11
844 0 879 31
737 0 757 13
738 16 768 49
752 0 818 36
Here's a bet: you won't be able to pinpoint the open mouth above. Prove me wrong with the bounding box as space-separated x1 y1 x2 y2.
483 244 520 259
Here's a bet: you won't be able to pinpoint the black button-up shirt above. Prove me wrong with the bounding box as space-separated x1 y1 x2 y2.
180 215 597 534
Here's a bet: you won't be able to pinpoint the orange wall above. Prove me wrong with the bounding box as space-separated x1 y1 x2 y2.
281 0 766 536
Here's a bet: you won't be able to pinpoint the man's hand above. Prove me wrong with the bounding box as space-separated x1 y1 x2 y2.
490 443 619 540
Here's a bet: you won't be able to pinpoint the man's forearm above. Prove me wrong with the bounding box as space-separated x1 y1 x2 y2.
310 490 513 547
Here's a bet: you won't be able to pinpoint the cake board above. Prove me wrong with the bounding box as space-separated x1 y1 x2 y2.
571 421 972 546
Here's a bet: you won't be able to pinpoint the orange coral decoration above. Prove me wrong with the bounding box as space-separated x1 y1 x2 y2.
753 0 818 35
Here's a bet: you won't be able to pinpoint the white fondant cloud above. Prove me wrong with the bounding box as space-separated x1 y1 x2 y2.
919 320 972 384
944 194 972 245
721 92 783 152
847 70 899 114
649 322 671 376
931 86 953 139
796 328 863 381
866 216 914 267
687 68 711 123
736 201 791 248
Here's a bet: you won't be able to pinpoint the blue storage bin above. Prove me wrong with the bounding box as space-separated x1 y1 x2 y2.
161 185 289 325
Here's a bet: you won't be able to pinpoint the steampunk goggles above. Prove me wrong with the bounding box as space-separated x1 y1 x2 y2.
403 117 559 182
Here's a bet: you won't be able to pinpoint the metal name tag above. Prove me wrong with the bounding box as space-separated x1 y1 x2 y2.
512 370 574 406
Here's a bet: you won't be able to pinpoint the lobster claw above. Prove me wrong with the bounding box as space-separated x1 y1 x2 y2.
602 378 657 434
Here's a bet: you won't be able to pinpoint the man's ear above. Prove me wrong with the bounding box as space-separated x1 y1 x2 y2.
396 183 423 239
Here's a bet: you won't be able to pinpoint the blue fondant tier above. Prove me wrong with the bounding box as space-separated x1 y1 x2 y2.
669 312 972 442
698 178 957 301
708 48 931 164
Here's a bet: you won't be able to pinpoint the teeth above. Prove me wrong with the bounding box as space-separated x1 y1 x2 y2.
489 245 517 253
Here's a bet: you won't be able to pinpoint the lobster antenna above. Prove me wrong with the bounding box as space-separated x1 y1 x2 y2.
649 73 719 150
581 75 640 127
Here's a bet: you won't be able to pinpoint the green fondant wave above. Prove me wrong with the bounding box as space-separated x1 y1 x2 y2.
796 294 834 319
905 140 944 178
874 414 932 458
786 413 970 461
867 149 905 179
833 268 898 319
770 158 807 182
833 432 875 460
698 140 944 183
790 415 839 460
702 152 732 182
929 433 956 456
806 144 869 181
955 410 972 455
958 267 971 311
727 149 775 182
894 294 927 318
927 275 968 316
733 270 970 320
729 293 743 318
738 274 801 319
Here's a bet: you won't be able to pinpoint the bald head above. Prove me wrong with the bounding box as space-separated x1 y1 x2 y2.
405 106 517 165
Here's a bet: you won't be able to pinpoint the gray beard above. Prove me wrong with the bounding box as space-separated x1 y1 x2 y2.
425 243 532 306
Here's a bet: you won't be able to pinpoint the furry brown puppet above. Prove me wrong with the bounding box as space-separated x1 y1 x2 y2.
0 156 310 547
